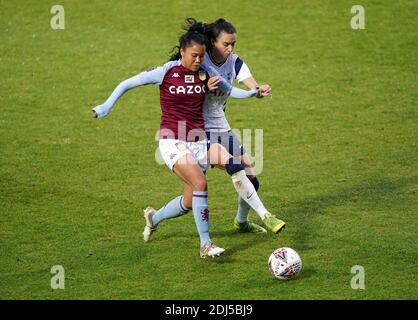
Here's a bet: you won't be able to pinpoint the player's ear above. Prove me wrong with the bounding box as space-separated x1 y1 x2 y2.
180 47 185 58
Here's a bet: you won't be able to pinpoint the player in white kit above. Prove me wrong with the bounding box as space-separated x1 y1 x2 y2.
202 18 284 234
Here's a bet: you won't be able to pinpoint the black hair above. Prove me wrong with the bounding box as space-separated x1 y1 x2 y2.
169 18 208 61
204 18 237 52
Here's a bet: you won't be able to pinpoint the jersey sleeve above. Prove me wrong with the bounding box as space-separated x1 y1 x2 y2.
143 60 180 85
230 87 258 99
235 61 252 83
136 66 166 85
92 67 166 118
205 66 233 95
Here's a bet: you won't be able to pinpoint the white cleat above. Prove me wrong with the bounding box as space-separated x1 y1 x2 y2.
143 207 157 242
200 241 225 259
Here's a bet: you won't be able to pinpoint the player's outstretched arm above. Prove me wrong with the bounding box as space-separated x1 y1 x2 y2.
92 76 142 118
92 67 165 118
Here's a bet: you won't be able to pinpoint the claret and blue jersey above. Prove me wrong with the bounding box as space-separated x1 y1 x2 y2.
158 61 217 141
93 59 233 141
92 59 256 142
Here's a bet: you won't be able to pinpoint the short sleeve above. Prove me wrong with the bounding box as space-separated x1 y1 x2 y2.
236 61 252 83
137 66 166 85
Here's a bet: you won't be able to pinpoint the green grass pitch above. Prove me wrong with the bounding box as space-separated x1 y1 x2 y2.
1 0 417 299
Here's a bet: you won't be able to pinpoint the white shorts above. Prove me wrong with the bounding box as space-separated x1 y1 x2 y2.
159 139 209 171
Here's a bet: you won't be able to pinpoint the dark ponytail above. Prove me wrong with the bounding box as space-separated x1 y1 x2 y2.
169 18 208 61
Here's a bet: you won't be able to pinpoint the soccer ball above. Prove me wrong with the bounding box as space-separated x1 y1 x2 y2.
268 247 302 280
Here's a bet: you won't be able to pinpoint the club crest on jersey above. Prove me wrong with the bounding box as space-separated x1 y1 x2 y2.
185 75 194 83
198 71 206 81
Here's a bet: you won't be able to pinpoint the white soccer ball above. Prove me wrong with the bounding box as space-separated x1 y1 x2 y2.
268 247 302 280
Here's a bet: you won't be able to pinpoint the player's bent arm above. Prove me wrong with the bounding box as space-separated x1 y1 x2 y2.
241 77 271 99
215 74 258 99
241 76 259 89
235 59 271 98
92 67 165 118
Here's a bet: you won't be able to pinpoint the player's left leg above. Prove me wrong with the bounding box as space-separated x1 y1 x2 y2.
142 194 190 242
208 142 285 235
210 131 265 233
143 139 192 242
233 153 266 233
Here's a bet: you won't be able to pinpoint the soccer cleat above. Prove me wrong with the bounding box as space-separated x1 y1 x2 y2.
143 207 157 242
200 241 225 258
262 212 286 234
233 217 267 233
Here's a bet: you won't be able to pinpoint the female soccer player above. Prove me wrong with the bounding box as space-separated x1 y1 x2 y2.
92 21 258 258
202 18 283 233
144 18 285 241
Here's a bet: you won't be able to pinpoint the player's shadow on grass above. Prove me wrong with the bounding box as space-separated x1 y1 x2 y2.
212 230 271 260
171 229 270 263
288 175 416 251
159 216 271 259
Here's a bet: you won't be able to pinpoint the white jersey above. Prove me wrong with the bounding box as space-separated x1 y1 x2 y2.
202 52 252 131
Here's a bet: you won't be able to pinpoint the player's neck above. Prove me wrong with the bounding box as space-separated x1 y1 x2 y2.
209 51 227 66
180 61 196 73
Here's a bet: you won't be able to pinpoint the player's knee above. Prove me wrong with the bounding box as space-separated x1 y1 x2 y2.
192 177 207 191
225 157 245 176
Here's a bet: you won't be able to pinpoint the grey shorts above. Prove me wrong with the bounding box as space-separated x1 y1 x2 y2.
206 130 245 157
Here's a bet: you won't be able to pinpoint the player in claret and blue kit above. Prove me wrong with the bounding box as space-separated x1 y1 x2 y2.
92 21 259 258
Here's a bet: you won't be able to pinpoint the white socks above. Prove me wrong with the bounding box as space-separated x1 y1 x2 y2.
231 171 268 220
236 196 251 223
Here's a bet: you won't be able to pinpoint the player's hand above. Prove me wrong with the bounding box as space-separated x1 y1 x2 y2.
91 104 109 119
207 76 221 92
256 84 272 98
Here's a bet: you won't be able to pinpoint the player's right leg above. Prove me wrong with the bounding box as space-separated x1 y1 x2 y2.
173 153 224 258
